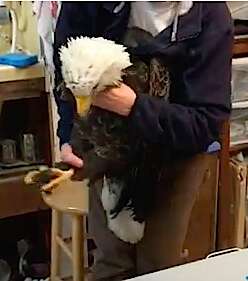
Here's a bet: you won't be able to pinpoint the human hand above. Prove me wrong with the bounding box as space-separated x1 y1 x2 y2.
92 83 136 116
61 143 83 168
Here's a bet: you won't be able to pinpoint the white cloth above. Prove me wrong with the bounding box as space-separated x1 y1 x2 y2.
129 1 193 37
33 1 61 73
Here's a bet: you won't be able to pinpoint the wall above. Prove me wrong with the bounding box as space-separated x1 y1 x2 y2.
227 1 248 19
0 1 39 54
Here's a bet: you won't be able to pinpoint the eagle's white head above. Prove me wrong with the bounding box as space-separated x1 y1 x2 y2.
60 37 132 115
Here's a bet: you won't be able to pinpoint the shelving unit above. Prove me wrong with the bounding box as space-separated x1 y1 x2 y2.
0 63 53 277
0 64 53 217
217 37 248 249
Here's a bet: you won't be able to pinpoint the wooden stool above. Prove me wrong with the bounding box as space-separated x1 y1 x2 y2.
42 180 89 281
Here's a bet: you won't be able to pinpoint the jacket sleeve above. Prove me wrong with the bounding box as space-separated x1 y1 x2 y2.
54 90 74 147
128 5 233 156
53 2 101 147
53 2 130 147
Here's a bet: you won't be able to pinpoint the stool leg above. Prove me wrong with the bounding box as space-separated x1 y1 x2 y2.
51 209 62 281
72 215 84 281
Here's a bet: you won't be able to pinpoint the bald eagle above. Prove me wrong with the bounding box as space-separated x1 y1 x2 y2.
59 36 167 244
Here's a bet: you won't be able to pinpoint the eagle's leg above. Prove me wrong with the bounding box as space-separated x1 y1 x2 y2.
101 175 145 244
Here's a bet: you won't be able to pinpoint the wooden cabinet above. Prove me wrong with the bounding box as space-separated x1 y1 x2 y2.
0 64 53 274
0 173 47 219
0 65 52 218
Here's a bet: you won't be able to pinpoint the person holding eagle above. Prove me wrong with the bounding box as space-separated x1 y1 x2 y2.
53 2 233 281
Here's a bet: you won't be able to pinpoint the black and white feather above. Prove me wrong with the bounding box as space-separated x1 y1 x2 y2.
59 36 151 244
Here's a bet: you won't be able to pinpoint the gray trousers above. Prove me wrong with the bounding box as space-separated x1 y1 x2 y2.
88 154 217 280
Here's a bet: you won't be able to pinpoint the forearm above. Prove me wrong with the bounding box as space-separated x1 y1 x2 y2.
129 94 230 155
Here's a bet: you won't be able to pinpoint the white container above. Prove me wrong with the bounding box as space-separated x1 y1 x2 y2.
230 107 248 146
228 2 248 20
232 58 248 103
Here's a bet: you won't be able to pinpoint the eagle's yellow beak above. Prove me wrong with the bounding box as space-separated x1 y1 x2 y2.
75 96 92 117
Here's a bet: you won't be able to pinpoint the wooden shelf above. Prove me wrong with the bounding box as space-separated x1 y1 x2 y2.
0 78 45 101
0 174 48 219
232 101 248 109
233 37 248 58
0 72 53 267
230 39 248 155
0 164 47 178
231 40 248 153
0 63 44 83
0 74 53 219
230 143 248 153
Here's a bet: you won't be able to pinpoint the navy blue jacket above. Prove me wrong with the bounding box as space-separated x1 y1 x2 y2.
53 2 233 155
